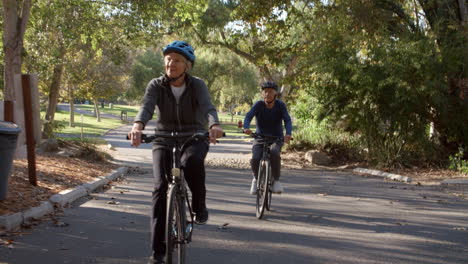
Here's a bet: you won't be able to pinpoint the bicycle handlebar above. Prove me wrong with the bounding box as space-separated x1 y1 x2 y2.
126 131 225 143
248 132 293 143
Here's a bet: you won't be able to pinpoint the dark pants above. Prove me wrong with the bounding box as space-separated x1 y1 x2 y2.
150 138 209 256
251 139 283 181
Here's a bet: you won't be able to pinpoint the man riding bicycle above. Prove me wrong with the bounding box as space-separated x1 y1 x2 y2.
128 40 224 264
243 81 293 195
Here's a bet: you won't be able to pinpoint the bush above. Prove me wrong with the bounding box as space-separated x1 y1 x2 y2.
288 118 363 164
448 147 468 174
42 119 66 139
72 141 111 162
58 139 112 162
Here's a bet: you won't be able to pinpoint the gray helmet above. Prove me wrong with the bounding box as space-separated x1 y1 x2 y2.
260 81 279 92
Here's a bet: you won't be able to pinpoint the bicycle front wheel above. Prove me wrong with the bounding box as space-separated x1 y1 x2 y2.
256 159 269 219
166 185 187 264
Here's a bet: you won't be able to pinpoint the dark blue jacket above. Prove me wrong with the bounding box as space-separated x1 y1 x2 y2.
243 99 293 136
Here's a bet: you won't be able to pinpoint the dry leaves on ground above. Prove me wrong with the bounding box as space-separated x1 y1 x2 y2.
281 151 468 185
0 153 117 216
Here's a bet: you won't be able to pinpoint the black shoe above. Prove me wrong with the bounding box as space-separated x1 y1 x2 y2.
148 255 165 264
195 208 209 225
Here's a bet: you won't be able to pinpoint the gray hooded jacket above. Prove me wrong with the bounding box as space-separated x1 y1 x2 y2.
134 74 220 132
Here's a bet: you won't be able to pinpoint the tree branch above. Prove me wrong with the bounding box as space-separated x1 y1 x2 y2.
19 0 32 40
457 0 467 23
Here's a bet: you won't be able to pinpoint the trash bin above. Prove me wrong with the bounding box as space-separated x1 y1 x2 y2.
0 121 21 200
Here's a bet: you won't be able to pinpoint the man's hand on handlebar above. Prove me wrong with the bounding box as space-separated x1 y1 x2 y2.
243 128 252 135
284 134 293 144
129 122 144 147
209 124 224 145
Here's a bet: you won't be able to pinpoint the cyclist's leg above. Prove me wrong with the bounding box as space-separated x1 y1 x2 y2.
270 141 284 181
181 139 209 215
251 139 264 180
151 144 170 258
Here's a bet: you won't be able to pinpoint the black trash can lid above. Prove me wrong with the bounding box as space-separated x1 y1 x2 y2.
0 121 22 135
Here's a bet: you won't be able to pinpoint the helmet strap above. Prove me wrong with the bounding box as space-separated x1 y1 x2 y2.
265 98 275 106
168 72 186 84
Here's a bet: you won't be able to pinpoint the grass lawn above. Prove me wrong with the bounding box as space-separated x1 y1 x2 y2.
50 105 255 140
74 104 140 118
50 110 127 138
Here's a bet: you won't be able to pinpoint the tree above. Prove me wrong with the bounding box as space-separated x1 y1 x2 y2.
125 47 165 102
193 47 258 110
291 0 467 165
416 0 468 150
24 0 141 131
2 0 32 115
146 0 309 101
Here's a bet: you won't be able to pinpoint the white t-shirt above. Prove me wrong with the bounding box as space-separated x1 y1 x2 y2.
171 83 186 104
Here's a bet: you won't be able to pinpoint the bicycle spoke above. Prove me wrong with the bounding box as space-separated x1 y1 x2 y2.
166 185 177 264
256 160 268 219
176 194 186 264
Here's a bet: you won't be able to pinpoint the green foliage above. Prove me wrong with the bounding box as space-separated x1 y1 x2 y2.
289 117 363 163
291 1 464 167
126 48 164 101
193 47 258 110
448 147 468 174
42 119 66 139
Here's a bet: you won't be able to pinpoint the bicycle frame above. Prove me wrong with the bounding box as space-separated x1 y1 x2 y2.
251 133 283 219
136 131 209 264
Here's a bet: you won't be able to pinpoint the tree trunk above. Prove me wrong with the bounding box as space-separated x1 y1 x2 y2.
45 58 65 122
2 0 32 101
278 56 299 102
93 99 101 122
418 0 468 149
69 86 75 127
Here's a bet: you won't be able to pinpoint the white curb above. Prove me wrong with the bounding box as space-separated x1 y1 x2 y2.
83 177 110 193
0 166 128 231
23 201 54 222
49 186 88 207
353 168 412 183
107 167 128 181
0 212 22 231
441 178 468 185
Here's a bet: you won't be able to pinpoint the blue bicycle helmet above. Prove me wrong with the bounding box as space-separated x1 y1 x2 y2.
260 81 279 92
162 40 196 64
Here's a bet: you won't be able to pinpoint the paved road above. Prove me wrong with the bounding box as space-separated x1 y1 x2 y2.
1 125 467 263
106 122 253 168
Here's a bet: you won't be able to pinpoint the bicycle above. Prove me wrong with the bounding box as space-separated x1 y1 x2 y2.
250 133 284 219
129 131 210 264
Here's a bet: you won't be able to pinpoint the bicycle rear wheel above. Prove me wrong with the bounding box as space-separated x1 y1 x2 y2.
166 185 187 264
265 161 273 211
256 159 269 219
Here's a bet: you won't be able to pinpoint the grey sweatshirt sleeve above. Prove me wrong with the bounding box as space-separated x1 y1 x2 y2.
134 79 158 129
195 78 220 129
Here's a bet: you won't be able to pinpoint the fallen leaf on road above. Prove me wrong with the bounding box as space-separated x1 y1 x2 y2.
107 201 120 205
218 223 230 230
54 221 69 227
1 239 14 245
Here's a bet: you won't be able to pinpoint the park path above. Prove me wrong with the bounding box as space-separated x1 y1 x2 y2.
0 111 467 263
1 152 467 263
